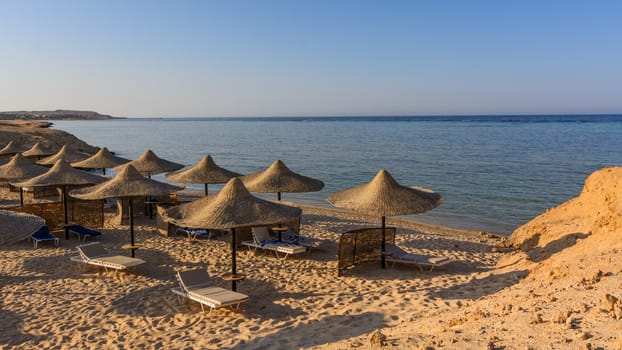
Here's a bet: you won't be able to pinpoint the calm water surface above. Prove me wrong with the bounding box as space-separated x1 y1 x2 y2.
52 115 622 235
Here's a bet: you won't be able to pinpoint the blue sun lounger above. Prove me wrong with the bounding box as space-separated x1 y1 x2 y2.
175 227 211 239
68 224 102 243
31 226 59 248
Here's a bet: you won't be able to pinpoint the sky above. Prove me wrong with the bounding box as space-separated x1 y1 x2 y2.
1 0 621 118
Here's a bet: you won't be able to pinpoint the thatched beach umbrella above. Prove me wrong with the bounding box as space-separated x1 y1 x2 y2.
22 142 55 160
165 155 241 196
0 210 45 246
70 165 184 257
326 169 442 269
166 177 302 291
37 145 91 166
0 153 49 206
113 149 183 178
240 160 324 201
71 147 130 175
12 160 106 239
0 140 29 158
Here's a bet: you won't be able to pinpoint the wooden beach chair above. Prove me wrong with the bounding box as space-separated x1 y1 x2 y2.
171 269 249 313
385 244 451 272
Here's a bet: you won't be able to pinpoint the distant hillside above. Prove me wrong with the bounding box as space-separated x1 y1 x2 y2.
0 110 122 120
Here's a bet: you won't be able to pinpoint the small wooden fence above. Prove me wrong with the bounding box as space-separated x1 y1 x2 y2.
11 199 104 231
338 226 396 276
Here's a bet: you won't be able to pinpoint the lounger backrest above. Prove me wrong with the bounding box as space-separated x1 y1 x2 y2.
284 230 300 242
385 244 408 258
32 226 50 239
77 242 108 260
70 225 101 236
252 227 271 244
177 269 212 292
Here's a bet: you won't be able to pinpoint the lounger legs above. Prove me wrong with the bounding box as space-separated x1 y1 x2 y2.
33 238 60 248
274 251 290 260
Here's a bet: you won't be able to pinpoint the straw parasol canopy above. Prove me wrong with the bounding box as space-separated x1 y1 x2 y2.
327 169 442 269
12 160 106 239
0 153 49 206
22 142 55 160
239 159 324 200
165 177 302 291
0 153 48 181
71 147 130 175
0 210 45 246
0 140 30 157
37 145 91 166
70 165 184 257
165 155 241 196
13 159 106 190
113 149 183 178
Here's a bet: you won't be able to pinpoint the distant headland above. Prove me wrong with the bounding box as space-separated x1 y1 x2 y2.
0 110 123 120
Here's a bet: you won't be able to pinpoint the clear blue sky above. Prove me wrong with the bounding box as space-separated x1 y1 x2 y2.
1 0 621 117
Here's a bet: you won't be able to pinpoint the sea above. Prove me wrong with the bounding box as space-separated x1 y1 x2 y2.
50 115 622 235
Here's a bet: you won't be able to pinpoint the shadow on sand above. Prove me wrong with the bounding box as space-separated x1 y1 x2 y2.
225 311 385 350
108 276 313 319
429 269 530 300
0 307 36 346
524 232 589 262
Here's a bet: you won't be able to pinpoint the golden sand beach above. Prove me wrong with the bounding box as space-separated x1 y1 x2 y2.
1 121 621 349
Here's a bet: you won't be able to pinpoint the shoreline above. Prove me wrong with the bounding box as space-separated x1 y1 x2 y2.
2 119 621 349
178 190 500 238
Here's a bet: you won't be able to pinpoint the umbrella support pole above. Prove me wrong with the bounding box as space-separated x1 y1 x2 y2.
129 198 136 258
204 183 208 196
63 185 69 240
381 216 386 269
231 228 237 291
19 187 24 207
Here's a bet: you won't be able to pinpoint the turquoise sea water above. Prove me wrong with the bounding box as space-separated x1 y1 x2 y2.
51 115 622 235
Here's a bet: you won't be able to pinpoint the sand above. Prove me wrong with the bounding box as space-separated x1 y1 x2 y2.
0 183 503 349
1 122 621 349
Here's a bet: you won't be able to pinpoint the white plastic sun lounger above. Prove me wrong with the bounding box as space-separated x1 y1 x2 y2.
75 242 146 272
241 227 307 259
171 269 249 313
385 244 452 272
280 230 329 251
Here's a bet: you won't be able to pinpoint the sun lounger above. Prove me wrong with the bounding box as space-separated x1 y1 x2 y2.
31 226 59 248
171 269 249 313
242 226 307 259
175 227 211 239
75 242 146 272
68 224 102 243
385 244 451 272
281 230 329 250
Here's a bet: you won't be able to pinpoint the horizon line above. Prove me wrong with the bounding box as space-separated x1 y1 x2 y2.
120 112 622 119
